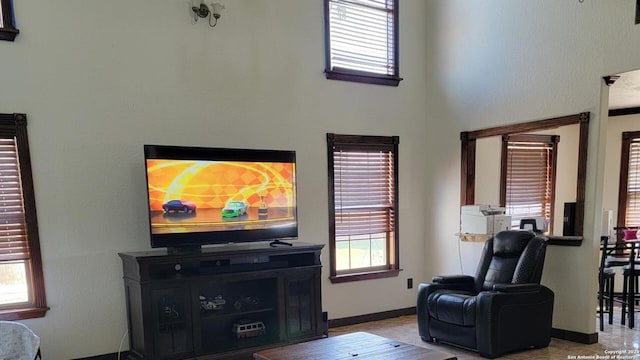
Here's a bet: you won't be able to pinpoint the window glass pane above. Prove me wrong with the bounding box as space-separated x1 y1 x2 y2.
329 0 394 75
325 0 400 85
335 237 350 271
336 234 388 271
333 149 393 272
0 260 28 305
370 236 386 267
348 237 371 270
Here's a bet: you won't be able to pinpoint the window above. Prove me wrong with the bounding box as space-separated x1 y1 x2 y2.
327 133 399 283
0 114 47 320
0 0 19 42
324 0 402 86
500 134 559 232
617 131 640 229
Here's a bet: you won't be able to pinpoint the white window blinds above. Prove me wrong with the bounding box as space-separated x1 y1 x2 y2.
504 138 556 229
333 149 395 238
0 137 29 261
327 0 396 76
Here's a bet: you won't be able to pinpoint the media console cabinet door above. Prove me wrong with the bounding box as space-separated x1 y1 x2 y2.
150 286 194 358
284 269 320 339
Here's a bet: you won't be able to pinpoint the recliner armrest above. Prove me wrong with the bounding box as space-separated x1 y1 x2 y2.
492 283 541 293
476 285 554 358
432 275 475 285
416 277 477 341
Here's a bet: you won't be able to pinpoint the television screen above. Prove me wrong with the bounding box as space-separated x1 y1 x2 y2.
144 145 298 249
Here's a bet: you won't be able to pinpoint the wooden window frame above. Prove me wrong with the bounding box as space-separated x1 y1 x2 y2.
499 134 559 233
460 112 589 237
616 131 640 234
327 133 400 283
323 0 402 87
0 114 48 320
0 0 19 42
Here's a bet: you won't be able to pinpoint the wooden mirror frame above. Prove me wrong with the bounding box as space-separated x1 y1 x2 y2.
460 112 590 236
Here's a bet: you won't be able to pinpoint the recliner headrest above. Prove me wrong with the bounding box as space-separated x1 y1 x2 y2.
493 230 535 257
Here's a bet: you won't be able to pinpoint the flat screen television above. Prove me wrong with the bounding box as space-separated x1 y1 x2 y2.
144 145 298 251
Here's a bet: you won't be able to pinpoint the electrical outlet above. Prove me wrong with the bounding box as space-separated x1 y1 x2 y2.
407 278 413 289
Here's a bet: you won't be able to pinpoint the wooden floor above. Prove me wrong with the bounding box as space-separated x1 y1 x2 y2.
329 305 640 360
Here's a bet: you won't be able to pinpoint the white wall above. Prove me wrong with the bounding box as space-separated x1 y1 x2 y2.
475 136 502 206
424 0 640 336
0 1 432 358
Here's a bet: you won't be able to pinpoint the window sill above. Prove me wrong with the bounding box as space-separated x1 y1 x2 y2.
0 28 19 41
0 306 49 321
547 235 583 247
330 269 400 283
325 69 403 87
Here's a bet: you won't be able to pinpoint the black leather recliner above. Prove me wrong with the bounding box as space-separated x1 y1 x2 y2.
417 230 554 359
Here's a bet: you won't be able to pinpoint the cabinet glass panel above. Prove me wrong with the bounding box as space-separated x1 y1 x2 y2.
286 275 314 337
151 287 192 357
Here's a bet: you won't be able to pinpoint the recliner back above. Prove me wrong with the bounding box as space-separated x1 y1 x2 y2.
474 230 548 292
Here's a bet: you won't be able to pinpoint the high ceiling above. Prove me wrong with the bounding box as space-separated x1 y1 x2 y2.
609 69 640 110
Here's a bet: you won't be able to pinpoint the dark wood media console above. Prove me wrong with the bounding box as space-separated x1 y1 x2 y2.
119 242 324 360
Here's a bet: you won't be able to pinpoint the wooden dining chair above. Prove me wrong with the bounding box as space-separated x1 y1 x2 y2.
612 227 640 328
599 236 616 331
622 249 640 328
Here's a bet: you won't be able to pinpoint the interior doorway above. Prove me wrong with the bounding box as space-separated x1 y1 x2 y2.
597 68 640 333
